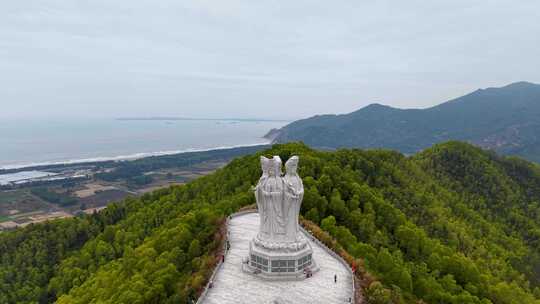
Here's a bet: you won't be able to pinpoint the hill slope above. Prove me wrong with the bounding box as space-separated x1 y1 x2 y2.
2 142 540 303
269 82 540 162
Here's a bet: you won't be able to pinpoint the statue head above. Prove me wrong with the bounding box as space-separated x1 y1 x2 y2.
268 156 282 177
285 156 299 174
260 156 270 176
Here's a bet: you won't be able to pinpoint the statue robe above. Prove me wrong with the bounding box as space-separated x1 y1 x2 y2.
262 175 286 240
255 174 270 239
284 173 304 242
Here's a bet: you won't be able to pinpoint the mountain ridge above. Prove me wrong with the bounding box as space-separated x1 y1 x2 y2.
268 81 540 161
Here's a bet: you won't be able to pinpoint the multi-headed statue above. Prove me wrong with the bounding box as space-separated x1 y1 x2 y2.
255 156 305 244
247 155 316 279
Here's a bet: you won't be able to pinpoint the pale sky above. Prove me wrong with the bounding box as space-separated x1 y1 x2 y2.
1 0 539 120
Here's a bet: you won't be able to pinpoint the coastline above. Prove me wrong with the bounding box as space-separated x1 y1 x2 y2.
0 141 271 171
0 143 271 230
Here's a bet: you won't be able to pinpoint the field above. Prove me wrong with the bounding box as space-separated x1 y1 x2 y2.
0 161 223 221
74 183 118 198
0 147 252 231
78 190 132 209
0 159 227 229
0 190 51 217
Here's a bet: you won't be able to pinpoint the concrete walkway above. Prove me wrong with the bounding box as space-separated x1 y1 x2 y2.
202 212 353 304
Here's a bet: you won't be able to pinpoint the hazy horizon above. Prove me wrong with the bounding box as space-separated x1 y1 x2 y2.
1 1 539 120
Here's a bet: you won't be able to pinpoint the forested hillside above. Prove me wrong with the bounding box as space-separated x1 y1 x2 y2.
2 142 540 303
268 81 540 162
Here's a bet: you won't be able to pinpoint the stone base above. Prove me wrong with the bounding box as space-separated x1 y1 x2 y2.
252 233 309 252
244 239 318 280
201 212 354 304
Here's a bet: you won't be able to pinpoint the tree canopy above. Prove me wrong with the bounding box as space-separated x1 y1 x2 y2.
2 141 540 303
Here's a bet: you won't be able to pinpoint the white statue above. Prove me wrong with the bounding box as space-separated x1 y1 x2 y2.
256 156 271 239
283 156 304 241
254 155 304 244
248 155 316 278
260 156 286 240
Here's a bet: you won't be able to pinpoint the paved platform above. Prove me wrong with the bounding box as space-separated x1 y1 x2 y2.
202 212 353 304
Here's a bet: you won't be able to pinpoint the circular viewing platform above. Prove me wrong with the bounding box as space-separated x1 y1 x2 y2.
200 212 354 304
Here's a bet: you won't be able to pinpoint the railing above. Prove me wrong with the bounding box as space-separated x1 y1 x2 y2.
195 255 225 304
196 209 356 304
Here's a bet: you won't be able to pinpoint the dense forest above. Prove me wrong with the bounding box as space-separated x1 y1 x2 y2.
2 141 540 303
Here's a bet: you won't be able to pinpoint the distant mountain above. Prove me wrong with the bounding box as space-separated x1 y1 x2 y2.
268 81 540 162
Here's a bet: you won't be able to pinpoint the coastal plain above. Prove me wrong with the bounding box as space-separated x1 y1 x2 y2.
0 145 267 231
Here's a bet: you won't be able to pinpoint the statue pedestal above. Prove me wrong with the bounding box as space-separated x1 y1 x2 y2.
244 234 318 280
201 212 354 304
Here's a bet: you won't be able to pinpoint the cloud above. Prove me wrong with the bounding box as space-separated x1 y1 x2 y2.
0 0 539 119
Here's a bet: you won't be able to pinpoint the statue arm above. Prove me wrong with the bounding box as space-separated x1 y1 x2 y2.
284 180 299 197
253 177 264 192
285 182 294 192
261 189 273 196
295 179 304 196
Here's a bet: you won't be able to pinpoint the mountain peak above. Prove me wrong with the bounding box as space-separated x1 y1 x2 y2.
356 103 394 113
363 103 391 109
500 81 539 89
271 81 540 162
345 103 397 118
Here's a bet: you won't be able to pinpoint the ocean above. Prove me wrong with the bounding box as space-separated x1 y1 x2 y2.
0 118 286 169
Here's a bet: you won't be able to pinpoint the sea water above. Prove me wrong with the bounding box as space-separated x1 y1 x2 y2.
0 118 286 169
